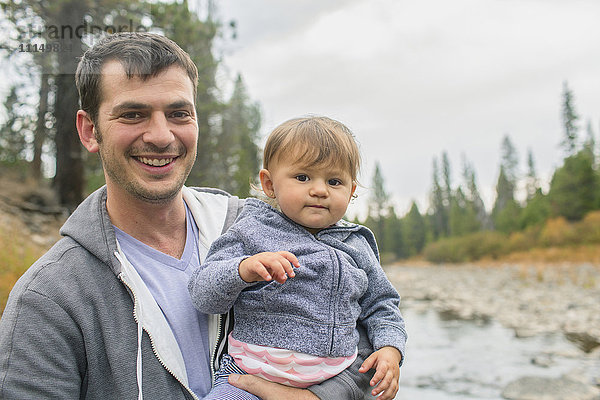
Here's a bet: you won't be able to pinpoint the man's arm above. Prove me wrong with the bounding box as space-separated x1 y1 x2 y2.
228 374 319 400
0 288 84 398
229 324 376 400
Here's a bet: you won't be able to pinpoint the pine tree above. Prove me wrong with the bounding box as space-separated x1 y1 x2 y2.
369 162 389 219
381 206 405 259
218 75 261 197
492 135 520 232
524 149 539 202
441 151 452 209
429 156 448 239
561 81 579 156
500 134 518 190
492 167 521 233
367 162 389 243
548 149 597 221
462 155 488 230
402 201 426 257
583 119 597 167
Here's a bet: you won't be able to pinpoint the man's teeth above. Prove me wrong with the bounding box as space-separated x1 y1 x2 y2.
137 157 173 166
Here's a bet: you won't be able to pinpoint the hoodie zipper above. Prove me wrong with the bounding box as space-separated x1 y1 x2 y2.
119 273 200 400
316 232 343 356
210 313 223 383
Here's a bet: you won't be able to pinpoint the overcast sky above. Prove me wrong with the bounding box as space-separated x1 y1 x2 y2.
214 0 600 218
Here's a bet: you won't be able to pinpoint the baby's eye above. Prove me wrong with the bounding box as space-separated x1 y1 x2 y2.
295 175 309 182
328 179 342 186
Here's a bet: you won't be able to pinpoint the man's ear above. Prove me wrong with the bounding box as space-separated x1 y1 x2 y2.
76 110 99 153
259 169 275 198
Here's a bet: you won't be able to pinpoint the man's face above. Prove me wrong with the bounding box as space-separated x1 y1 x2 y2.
93 61 198 204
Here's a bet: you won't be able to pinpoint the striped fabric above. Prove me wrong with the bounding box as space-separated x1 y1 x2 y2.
202 354 260 400
228 333 357 388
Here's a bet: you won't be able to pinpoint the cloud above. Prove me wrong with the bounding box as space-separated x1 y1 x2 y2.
219 0 600 216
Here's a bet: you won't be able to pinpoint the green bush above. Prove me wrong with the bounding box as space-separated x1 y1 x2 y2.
423 231 507 263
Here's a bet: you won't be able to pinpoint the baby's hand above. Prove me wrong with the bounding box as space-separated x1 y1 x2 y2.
358 346 402 400
239 251 300 284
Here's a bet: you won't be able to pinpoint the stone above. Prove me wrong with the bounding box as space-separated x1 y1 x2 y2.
502 376 600 400
531 354 553 368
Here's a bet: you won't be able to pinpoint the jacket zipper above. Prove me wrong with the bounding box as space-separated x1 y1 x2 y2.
210 313 223 383
119 274 200 400
330 247 342 355
317 232 342 356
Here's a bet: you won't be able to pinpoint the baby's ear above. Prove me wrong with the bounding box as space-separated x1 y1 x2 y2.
350 181 358 198
259 169 275 198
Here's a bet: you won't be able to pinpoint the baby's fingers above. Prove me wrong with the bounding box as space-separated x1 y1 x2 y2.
253 264 274 281
275 251 300 276
359 353 377 374
372 369 398 400
269 260 292 283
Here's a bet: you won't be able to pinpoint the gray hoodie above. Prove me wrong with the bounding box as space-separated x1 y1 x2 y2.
189 198 407 359
0 187 377 400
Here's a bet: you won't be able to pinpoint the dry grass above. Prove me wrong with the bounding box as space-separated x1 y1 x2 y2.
483 244 600 265
0 171 62 314
0 223 47 313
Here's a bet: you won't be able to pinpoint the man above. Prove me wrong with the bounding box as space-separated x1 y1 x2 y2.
0 33 376 399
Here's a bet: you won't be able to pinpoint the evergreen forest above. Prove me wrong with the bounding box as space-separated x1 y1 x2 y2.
359 81 600 263
1 1 599 264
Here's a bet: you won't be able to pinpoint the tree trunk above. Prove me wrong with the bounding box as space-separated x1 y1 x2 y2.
51 4 85 210
32 73 49 180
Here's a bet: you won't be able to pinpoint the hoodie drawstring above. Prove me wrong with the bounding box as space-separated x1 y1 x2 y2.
136 317 143 400
115 250 144 400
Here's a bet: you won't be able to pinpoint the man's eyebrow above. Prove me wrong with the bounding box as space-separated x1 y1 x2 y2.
166 100 195 110
110 101 194 114
111 102 149 114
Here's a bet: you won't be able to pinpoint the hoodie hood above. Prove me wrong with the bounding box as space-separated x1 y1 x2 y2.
60 186 120 273
242 198 380 260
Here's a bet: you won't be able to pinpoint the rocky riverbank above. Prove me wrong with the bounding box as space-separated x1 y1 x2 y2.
385 263 600 399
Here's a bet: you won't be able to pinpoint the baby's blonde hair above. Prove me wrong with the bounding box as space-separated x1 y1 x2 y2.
263 116 361 181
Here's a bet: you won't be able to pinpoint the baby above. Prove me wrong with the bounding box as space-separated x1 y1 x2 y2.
189 116 407 399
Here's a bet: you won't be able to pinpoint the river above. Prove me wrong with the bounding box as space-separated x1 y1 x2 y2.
395 303 595 399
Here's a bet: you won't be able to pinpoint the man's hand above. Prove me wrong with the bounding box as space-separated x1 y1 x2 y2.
239 251 300 284
358 346 402 399
228 373 319 400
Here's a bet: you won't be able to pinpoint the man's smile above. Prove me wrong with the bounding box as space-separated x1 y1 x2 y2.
135 156 176 167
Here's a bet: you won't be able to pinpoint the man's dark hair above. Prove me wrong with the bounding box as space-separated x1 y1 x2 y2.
75 32 199 124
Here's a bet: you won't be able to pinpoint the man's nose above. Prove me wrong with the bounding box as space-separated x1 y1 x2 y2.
143 113 174 148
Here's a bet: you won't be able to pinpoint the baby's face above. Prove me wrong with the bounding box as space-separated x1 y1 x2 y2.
261 159 356 234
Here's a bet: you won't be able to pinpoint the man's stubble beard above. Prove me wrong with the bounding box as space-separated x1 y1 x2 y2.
95 127 196 204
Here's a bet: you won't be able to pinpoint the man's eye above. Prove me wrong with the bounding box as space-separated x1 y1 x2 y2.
295 175 309 182
328 179 342 186
121 112 143 120
171 111 191 119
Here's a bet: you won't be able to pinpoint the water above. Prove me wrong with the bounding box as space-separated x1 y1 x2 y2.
395 303 590 399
